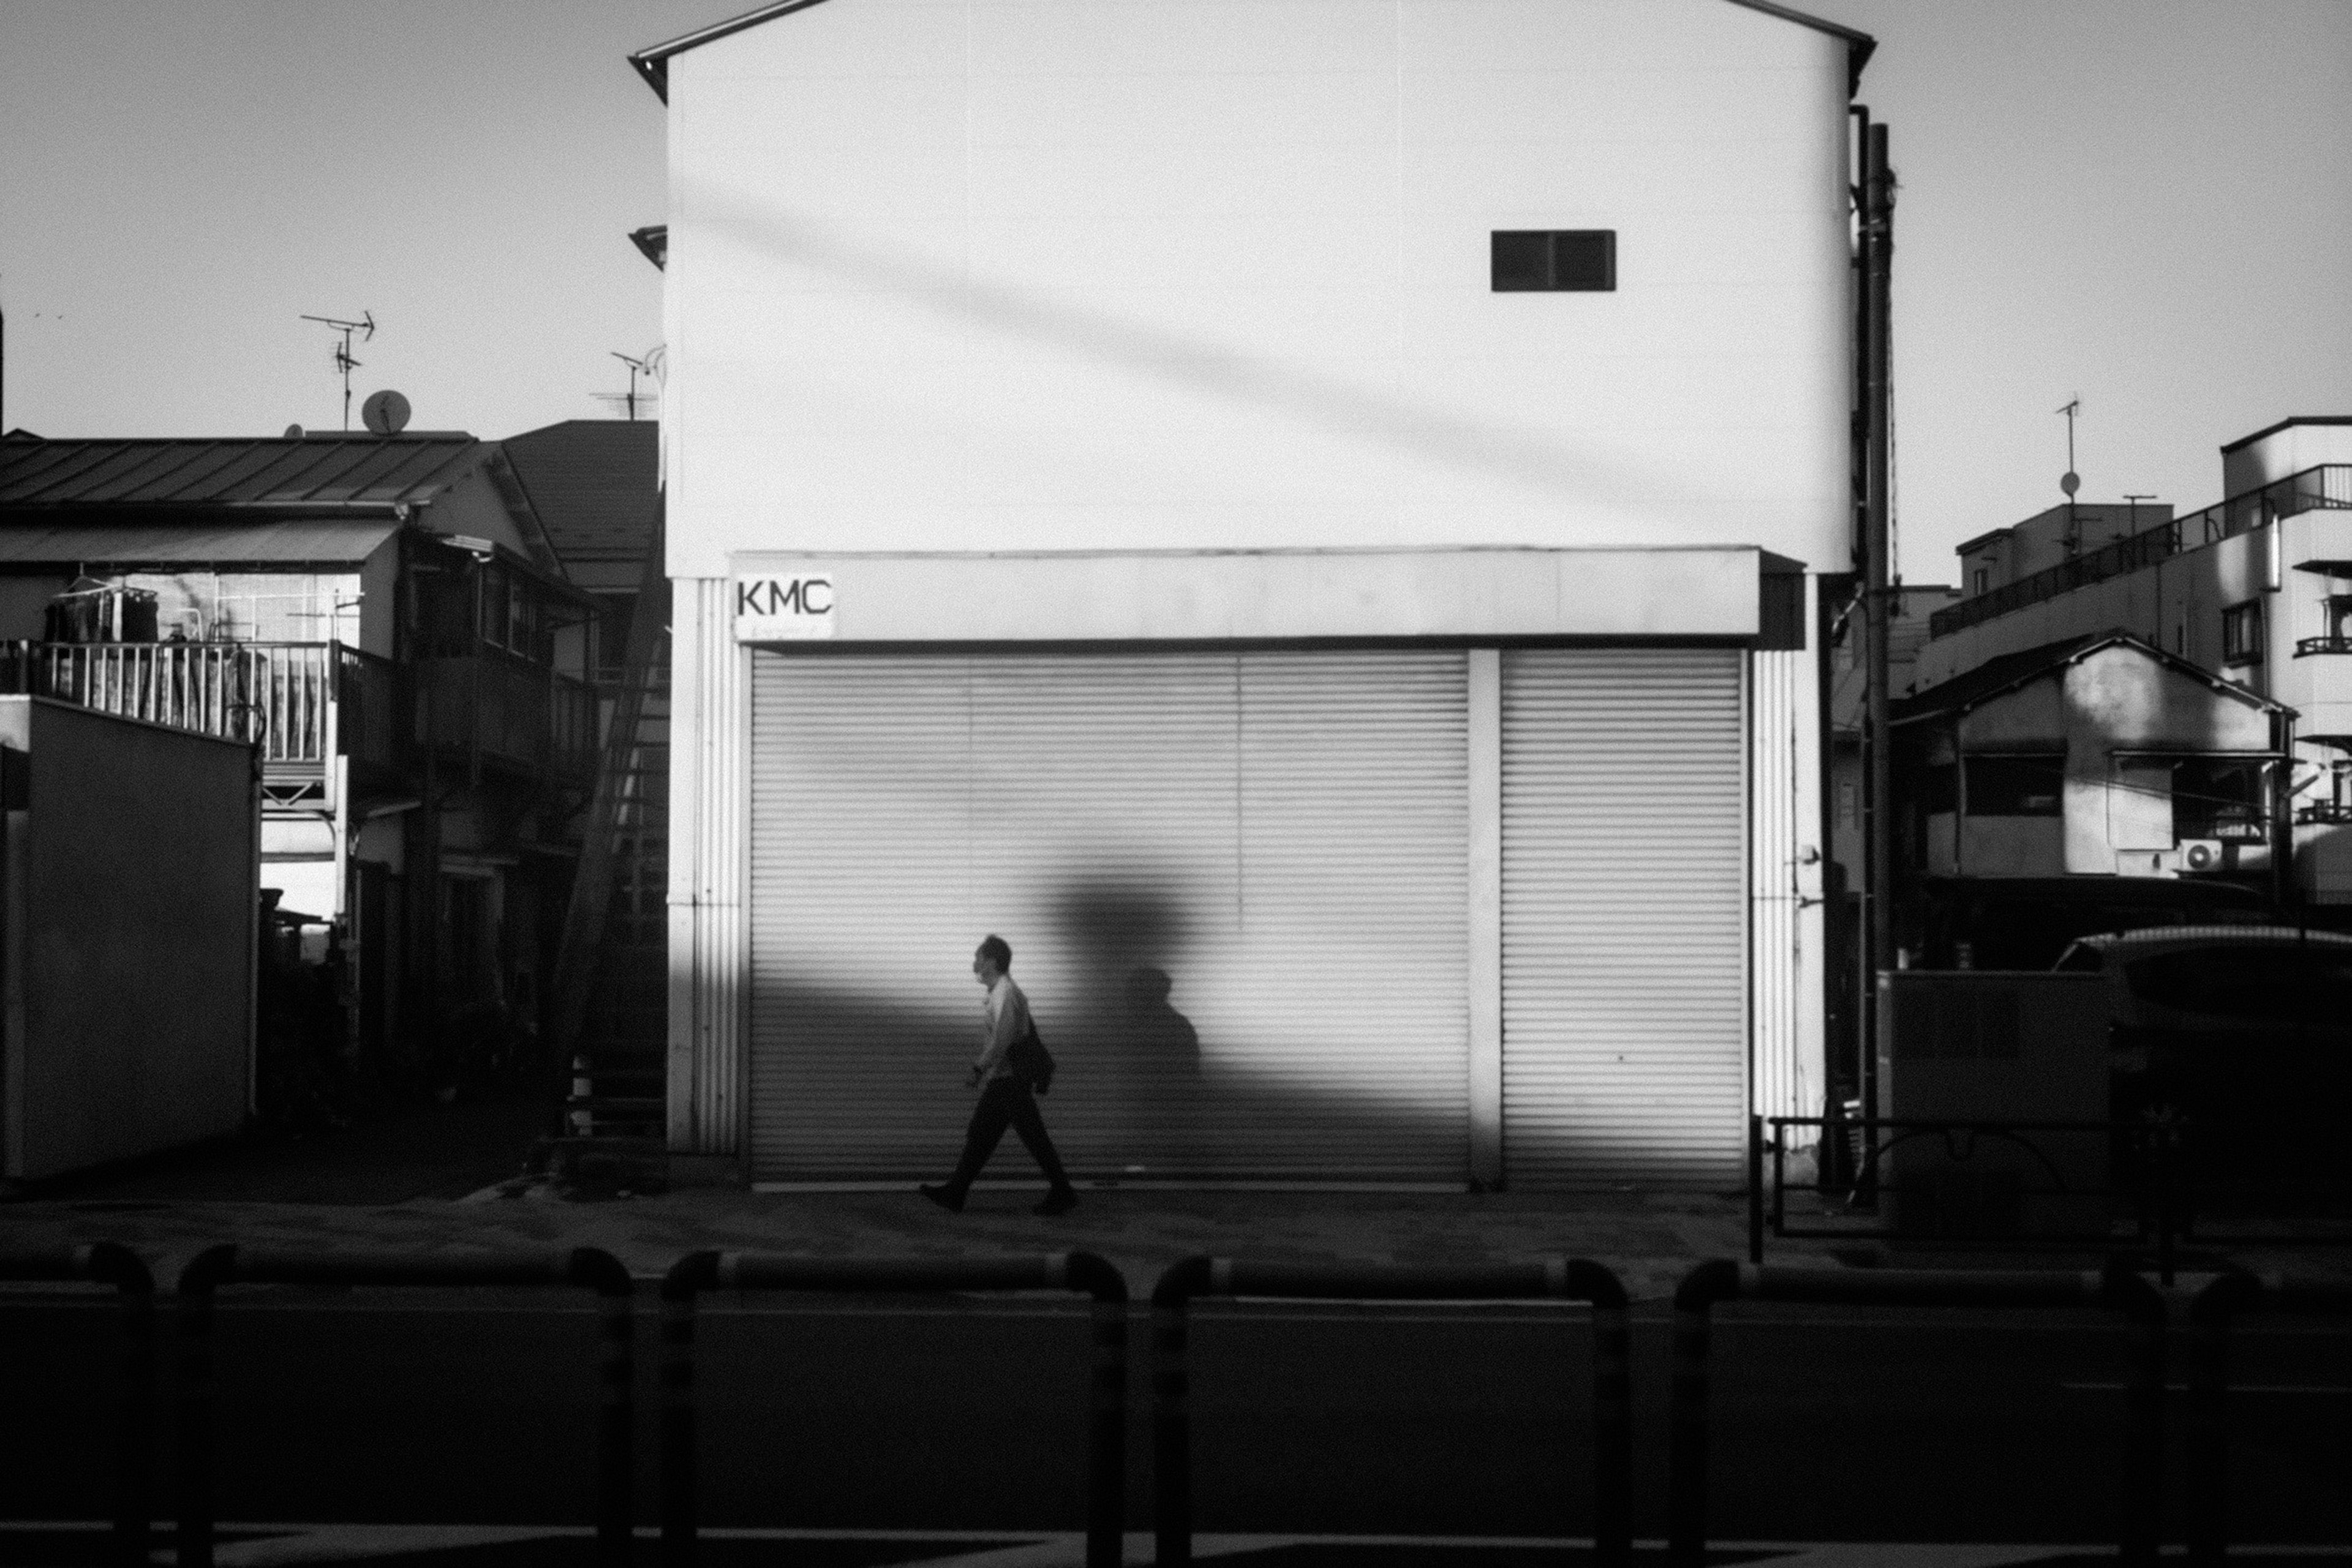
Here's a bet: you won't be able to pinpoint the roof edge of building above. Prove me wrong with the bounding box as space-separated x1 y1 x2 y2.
629 0 1875 103
2220 415 2352 456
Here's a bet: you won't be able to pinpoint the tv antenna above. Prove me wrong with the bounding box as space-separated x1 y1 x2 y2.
592 346 664 421
300 311 376 430
2056 396 2082 497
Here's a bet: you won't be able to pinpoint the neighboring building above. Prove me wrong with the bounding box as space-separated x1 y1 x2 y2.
502 420 671 1140
1918 417 2352 903
1889 633 2291 966
636 0 1875 1188
503 420 662 681
1 696 256 1182
1825 580 1959 882
0 433 605 1096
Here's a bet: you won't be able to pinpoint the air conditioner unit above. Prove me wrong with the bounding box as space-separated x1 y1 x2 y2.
2178 838 2226 873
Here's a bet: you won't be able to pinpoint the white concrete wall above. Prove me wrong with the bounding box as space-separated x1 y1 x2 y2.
662 0 1853 582
2223 420 2352 497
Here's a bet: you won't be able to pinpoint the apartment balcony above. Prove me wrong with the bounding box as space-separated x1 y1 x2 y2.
415 649 597 785
2296 636 2352 658
1932 464 2352 639
0 641 409 812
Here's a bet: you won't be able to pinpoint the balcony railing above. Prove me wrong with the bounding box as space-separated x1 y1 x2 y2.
416 649 596 781
1931 464 2352 639
0 640 404 770
2296 636 2352 658
2296 801 2352 827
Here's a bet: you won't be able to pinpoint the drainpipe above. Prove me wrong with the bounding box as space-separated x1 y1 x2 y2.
1860 121 1896 1123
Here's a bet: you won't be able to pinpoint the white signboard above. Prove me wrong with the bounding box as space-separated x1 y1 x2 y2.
734 573 835 641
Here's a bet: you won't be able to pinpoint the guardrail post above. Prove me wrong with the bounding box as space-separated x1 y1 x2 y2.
175 1245 238 1568
570 1249 637 1568
1667 1260 1741 1568
1063 1254 1130 1568
1571 1260 1634 1566
86 1243 157 1568
2101 1261 2166 1566
2187 1271 2261 1566
1150 1257 1211 1568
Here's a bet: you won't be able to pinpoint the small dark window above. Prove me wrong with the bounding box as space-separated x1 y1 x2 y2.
1964 753 2064 816
2172 756 2267 841
2221 599 2264 665
1491 230 1615 292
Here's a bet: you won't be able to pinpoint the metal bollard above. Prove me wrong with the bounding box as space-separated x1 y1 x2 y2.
1668 1259 2168 1568
1152 1256 1631 1567
1667 1259 1740 1568
658 1251 1128 1568
173 1244 636 1568
0 1242 155 1568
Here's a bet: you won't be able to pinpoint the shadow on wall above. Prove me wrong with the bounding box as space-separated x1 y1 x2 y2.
685 192 1673 510
752 875 1730 1188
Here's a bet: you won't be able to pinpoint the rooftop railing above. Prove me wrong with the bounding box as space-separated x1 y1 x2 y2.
1931 464 2352 639
0 640 402 770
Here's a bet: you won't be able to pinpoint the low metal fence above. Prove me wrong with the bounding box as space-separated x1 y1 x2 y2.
1754 1113 2165 1259
1668 1260 2168 1567
0 1243 155 1568
1149 1257 1631 1567
173 1245 634 1568
2187 1271 2352 1564
657 1251 1129 1568
1755 1115 2352 1277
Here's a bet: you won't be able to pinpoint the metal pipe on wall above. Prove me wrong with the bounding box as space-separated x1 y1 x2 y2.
1860 119 1895 1126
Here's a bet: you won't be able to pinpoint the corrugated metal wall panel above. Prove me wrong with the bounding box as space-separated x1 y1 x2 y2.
748 650 1469 1181
1500 648 1747 1186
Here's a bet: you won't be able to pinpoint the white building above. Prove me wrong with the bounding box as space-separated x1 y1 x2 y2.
636 0 1874 1188
1918 417 2352 903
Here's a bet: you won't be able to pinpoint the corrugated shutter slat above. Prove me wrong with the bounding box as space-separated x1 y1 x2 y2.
749 650 1470 1182
1500 648 1747 1187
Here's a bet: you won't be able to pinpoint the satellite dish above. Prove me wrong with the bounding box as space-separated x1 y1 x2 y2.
2060 471 2081 497
361 389 412 435
283 424 305 439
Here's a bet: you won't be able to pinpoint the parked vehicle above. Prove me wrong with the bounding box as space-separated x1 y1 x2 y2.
2054 925 2352 1188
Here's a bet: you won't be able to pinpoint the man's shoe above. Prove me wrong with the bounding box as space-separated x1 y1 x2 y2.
1033 1186 1079 1216
919 1183 965 1213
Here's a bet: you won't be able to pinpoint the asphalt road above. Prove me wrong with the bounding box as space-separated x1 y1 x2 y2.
1 1292 2347 1548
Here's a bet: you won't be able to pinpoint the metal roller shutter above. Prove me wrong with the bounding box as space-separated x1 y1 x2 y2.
1499 648 1747 1187
748 649 1470 1182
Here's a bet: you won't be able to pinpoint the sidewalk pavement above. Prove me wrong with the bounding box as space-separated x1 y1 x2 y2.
10 1182 2350 1298
1 1182 1853 1300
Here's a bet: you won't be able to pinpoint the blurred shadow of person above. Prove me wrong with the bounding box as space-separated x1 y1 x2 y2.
1123 965 1199 1072
921 934 1080 1216
1118 963 1206 1176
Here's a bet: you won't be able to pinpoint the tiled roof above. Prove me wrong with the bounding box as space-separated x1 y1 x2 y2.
1893 632 2288 725
0 435 483 511
499 421 659 570
0 519 402 567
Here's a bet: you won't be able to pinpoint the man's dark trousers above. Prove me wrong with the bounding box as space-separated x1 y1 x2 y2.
947 1077 1072 1194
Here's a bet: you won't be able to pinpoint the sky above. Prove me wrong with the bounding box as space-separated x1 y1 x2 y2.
3 0 2349 581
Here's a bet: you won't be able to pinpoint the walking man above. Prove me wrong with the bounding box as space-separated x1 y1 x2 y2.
921 934 1080 1215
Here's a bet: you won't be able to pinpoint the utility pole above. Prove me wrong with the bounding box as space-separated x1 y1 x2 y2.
1858 120 1896 1138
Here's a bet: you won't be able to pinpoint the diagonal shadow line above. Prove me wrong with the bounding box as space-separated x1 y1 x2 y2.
679 189 1690 512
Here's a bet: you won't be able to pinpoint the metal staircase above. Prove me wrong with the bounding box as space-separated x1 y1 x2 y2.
544 504 671 1191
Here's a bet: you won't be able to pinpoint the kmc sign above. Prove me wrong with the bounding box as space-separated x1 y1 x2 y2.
733 573 835 641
